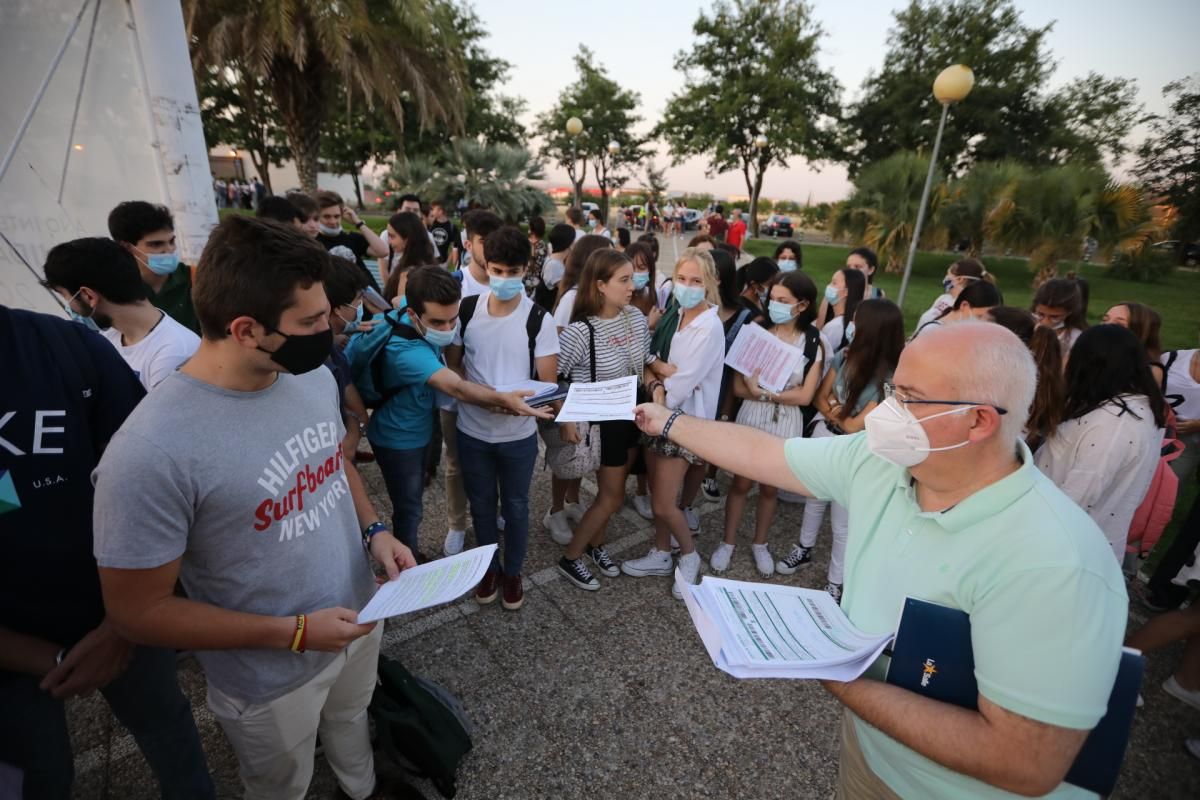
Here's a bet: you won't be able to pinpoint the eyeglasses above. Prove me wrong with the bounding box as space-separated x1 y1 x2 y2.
883 381 1007 415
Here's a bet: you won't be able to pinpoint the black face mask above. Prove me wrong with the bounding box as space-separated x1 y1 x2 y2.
257 326 333 375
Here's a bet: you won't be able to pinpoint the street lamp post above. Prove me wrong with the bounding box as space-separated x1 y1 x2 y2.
896 65 974 309
606 140 619 225
566 116 584 208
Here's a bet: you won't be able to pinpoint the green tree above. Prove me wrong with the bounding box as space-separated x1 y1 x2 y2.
643 161 668 207
320 85 397 208
757 198 774 214
937 161 1027 256
845 0 1057 176
1050 73 1144 168
1136 76 1200 252
196 63 291 193
831 152 945 271
185 0 467 192
386 142 552 222
657 0 841 235
534 47 649 217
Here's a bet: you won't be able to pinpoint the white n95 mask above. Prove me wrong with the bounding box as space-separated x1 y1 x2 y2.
864 397 973 468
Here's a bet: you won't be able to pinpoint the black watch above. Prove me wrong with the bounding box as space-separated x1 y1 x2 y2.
354 220 366 228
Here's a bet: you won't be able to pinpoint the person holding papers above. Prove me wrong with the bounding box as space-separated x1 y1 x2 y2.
711 271 825 578
632 321 1127 799
779 299 905 602
349 266 552 561
92 217 418 800
555 250 661 591
622 249 726 599
446 227 560 612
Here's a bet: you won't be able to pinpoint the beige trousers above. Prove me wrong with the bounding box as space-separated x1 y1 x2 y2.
440 409 469 531
836 712 903 800
207 626 383 800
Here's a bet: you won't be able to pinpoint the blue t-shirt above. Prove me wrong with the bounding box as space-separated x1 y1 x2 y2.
359 312 445 450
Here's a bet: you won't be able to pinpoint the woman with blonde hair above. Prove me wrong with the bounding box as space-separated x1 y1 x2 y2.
621 248 727 599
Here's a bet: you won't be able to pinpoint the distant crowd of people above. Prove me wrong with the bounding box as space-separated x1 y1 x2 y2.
2 188 1198 798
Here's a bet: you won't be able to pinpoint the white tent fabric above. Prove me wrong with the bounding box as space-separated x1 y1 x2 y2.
0 0 216 315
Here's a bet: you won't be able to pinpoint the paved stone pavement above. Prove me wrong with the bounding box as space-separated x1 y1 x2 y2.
66 233 1199 797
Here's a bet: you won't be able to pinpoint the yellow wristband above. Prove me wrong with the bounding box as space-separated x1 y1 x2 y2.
290 614 306 653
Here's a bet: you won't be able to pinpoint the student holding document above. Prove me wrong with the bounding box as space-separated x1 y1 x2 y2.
633 321 1128 799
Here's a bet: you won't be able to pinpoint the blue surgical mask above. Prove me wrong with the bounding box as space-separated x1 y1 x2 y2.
632 272 650 290
339 302 364 334
70 309 100 332
420 318 458 349
824 285 841 304
318 222 343 237
588 219 598 229
768 300 797 325
778 258 797 273
942 278 954 293
145 252 180 276
846 321 856 343
673 283 706 310
489 275 524 301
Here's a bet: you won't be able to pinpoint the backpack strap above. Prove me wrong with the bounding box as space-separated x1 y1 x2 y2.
582 319 598 383
725 307 752 353
525 303 547 379
457 294 480 341
1161 350 1178 394
371 314 425 405
800 324 821 381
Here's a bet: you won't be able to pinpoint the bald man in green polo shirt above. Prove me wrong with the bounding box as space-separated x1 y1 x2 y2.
635 321 1127 799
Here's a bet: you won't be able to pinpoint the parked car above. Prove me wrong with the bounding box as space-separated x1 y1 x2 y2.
580 201 600 215
761 214 794 238
1150 240 1200 266
680 208 702 230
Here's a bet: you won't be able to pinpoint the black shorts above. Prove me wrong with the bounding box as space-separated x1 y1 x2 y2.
598 420 641 468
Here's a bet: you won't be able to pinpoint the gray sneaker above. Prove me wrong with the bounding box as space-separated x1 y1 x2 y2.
683 506 700 533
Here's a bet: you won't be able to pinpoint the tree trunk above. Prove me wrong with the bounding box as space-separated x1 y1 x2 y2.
351 170 363 209
270 54 327 193
249 152 271 195
750 166 766 238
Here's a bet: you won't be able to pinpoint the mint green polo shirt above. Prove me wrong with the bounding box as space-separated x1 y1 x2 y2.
784 432 1127 799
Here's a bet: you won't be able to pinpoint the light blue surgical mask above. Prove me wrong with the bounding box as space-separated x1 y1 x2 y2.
420 318 459 349
339 302 364 334
66 288 100 332
145 251 180 276
489 275 524 301
824 284 841 304
673 283 706 310
768 300 797 325
588 219 598 229
632 272 650 290
942 278 954 293
318 222 343 237
846 321 856 343
778 258 798 273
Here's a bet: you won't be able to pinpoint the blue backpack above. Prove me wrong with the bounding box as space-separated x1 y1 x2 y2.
347 309 426 409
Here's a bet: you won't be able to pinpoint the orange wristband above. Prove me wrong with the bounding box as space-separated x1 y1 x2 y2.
290 614 306 653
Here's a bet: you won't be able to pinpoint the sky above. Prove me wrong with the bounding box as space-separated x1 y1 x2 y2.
478 0 1200 203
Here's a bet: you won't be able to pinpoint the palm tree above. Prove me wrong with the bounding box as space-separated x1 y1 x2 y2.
938 161 1027 257
387 141 553 222
830 152 945 272
185 0 467 192
987 165 1162 285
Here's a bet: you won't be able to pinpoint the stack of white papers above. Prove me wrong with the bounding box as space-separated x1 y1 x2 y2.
358 544 498 623
678 571 892 681
493 380 562 405
555 375 638 422
724 323 807 394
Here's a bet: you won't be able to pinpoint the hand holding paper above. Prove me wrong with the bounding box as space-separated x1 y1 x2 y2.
358 544 498 623
724 323 806 395
555 375 638 422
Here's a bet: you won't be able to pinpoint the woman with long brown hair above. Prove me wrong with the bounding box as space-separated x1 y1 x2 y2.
985 306 1066 449
1103 301 1165 383
780 298 905 602
917 257 996 329
555 249 659 591
381 211 436 303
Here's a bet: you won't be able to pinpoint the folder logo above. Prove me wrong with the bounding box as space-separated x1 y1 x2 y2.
0 470 19 515
921 657 937 687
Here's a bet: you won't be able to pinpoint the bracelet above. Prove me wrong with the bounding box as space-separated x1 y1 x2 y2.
661 409 684 441
354 220 366 228
290 614 307 653
363 521 389 541
649 380 663 393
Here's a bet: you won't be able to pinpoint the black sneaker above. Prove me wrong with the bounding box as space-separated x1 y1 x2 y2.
775 544 813 575
558 556 600 591
701 477 722 502
588 545 620 578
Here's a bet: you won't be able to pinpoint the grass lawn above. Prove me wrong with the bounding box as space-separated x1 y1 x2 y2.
742 238 1200 350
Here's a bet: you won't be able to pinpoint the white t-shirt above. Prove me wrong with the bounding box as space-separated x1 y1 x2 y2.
1165 349 1200 421
103 311 199 391
823 315 848 352
553 288 578 330
663 304 726 419
1035 395 1162 561
460 265 489 298
455 293 559 443
918 293 953 329
573 227 585 242
542 256 566 289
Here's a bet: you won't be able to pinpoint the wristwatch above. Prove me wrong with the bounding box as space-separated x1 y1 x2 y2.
354 220 366 229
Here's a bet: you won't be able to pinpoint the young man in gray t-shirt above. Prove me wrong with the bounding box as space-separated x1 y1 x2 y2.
93 216 415 800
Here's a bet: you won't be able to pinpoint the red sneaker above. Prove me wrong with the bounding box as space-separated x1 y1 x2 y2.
475 568 499 605
501 574 524 611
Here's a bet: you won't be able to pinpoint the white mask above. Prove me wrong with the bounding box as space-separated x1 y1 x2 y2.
864 397 974 468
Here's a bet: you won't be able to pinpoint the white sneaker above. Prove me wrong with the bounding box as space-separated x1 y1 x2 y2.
752 543 774 577
709 542 735 573
1163 675 1200 711
565 502 586 525
443 529 466 556
621 548 674 577
683 506 700 533
673 551 702 599
632 494 654 520
542 510 572 546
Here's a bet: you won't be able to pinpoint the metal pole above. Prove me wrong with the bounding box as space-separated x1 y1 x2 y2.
571 140 578 208
897 102 950 309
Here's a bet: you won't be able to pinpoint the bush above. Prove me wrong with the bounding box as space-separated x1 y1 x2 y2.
1106 248 1176 282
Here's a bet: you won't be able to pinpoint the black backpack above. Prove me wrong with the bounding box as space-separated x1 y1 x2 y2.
798 324 824 436
458 295 548 380
369 655 473 798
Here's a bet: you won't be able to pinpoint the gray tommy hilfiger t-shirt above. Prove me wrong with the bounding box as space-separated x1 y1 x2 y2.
93 368 376 704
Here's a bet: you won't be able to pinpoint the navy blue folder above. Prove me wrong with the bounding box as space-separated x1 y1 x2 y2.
885 597 1144 796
